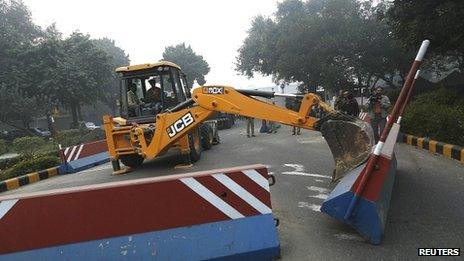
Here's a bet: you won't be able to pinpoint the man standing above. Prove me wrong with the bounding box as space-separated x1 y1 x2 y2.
338 91 360 117
246 117 255 137
367 87 391 142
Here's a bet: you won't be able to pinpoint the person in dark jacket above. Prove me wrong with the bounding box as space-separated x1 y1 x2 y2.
338 91 360 117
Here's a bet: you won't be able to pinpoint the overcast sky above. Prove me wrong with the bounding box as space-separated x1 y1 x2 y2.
22 0 280 89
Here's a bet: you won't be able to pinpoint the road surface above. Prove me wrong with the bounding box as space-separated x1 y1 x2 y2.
2 120 463 260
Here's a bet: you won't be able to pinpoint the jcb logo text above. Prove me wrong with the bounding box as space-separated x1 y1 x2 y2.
167 112 195 138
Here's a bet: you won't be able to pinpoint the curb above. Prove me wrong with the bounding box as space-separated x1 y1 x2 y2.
0 166 61 193
398 133 464 164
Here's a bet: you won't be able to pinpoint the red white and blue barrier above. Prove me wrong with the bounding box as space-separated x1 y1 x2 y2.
59 140 109 173
0 164 280 260
321 40 430 244
321 123 399 244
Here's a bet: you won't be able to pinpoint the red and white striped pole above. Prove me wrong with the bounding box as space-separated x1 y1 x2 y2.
344 40 430 220
397 69 421 124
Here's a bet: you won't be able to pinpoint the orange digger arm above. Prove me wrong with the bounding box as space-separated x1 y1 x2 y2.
192 86 332 130
132 86 329 159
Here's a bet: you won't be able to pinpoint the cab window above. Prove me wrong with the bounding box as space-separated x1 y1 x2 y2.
126 79 145 117
160 71 177 109
180 73 191 98
172 69 186 102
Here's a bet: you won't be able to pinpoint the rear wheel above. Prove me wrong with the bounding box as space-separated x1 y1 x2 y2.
120 154 144 168
188 128 202 162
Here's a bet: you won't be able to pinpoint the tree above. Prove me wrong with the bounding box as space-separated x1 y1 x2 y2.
236 0 412 94
93 38 130 115
0 0 43 129
0 1 128 130
387 0 464 71
52 32 113 127
162 43 210 86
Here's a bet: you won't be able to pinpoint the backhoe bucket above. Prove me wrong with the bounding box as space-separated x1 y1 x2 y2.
319 114 374 181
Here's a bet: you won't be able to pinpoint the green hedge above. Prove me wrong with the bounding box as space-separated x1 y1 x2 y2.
55 129 82 147
0 155 60 181
402 88 464 146
0 139 8 155
12 136 46 156
0 156 21 172
80 129 105 143
55 129 105 147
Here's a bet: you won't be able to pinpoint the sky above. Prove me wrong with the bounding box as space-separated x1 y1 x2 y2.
22 0 280 89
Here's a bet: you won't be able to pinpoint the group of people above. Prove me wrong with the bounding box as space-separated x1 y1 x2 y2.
334 87 391 142
244 87 391 143
126 78 162 117
245 118 278 137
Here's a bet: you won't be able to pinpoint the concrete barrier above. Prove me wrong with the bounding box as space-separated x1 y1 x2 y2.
398 133 464 164
60 140 109 173
0 164 280 260
321 122 400 244
0 167 60 193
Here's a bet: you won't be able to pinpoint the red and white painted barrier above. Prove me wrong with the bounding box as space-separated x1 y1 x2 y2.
0 164 280 260
59 140 109 173
322 40 430 244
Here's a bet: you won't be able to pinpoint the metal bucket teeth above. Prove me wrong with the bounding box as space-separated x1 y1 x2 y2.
318 113 374 181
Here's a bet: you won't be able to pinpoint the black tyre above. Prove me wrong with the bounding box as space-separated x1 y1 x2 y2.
188 129 202 162
120 154 144 168
200 124 214 150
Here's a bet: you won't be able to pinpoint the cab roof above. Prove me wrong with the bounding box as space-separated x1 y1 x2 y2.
115 60 181 72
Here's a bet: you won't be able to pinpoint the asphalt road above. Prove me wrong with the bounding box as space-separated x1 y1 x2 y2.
2 120 463 260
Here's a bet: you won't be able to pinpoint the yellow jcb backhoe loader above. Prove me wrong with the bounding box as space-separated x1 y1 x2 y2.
103 61 374 179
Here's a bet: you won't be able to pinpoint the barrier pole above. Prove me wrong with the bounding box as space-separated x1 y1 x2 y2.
344 40 430 220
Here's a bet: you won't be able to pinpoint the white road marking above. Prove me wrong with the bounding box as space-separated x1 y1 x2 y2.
334 233 364 241
297 201 321 212
180 177 244 219
284 164 305 172
306 186 330 194
281 164 331 179
314 179 325 183
308 193 328 200
213 174 271 214
306 186 330 200
281 172 331 179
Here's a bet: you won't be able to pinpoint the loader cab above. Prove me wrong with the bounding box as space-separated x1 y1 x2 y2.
116 61 191 123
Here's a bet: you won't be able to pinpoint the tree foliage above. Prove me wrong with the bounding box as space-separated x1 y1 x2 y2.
0 0 127 129
387 0 464 71
236 0 412 93
93 38 130 114
0 0 43 128
402 88 464 146
163 43 210 86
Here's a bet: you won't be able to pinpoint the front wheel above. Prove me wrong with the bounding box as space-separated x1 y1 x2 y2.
200 124 214 150
188 129 202 162
120 154 144 168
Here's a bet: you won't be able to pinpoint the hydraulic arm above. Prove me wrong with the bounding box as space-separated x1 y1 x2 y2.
104 86 373 179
